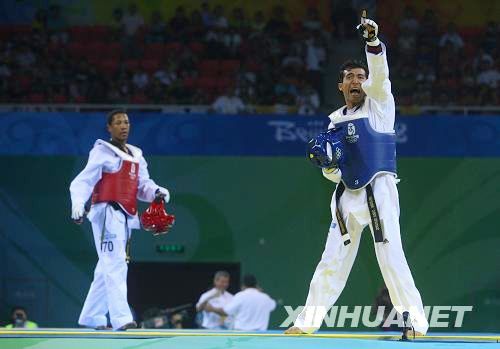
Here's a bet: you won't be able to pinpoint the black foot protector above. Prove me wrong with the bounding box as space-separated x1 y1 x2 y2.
401 311 415 341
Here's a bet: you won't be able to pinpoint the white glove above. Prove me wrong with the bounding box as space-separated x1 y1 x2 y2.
322 168 341 183
71 202 85 223
155 188 170 203
356 18 380 46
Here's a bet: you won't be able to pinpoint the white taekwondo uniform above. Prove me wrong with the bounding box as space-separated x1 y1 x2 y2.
293 43 429 335
70 139 168 329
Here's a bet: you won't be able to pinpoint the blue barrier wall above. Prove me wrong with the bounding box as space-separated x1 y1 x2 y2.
1 113 500 156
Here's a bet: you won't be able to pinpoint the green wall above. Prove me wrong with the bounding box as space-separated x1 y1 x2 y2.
1 156 499 331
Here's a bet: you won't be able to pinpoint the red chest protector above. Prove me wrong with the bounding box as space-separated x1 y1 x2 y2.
92 160 139 215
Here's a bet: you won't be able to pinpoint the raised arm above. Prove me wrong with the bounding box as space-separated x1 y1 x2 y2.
357 18 392 103
363 43 392 103
357 16 395 128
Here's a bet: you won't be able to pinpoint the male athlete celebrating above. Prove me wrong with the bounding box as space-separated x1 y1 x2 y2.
70 110 170 330
285 16 428 336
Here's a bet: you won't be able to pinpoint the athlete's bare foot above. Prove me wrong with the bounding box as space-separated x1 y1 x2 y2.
284 326 306 335
117 321 137 331
406 329 424 337
402 329 424 340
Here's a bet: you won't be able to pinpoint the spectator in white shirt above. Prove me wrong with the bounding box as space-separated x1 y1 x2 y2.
399 6 419 36
297 84 320 115
439 22 464 51
282 46 304 69
16 46 36 69
0 59 11 78
122 3 144 37
132 69 149 90
213 5 229 29
211 88 247 114
200 2 214 28
223 28 242 54
477 60 500 88
205 274 276 331
473 48 494 72
154 63 177 87
305 36 326 72
196 271 233 330
302 7 322 31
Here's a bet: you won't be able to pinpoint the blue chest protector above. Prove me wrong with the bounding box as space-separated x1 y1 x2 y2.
334 117 396 190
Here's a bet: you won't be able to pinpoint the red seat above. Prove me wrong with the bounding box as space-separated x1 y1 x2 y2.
124 59 140 71
189 42 205 54
67 43 86 58
69 26 91 43
198 60 219 76
87 25 111 42
87 56 101 65
463 43 476 59
0 26 9 40
86 42 107 60
205 91 218 103
27 93 45 103
47 42 61 56
183 77 197 89
52 94 68 103
216 77 234 90
459 27 483 41
0 25 31 40
134 26 148 43
130 93 148 104
246 60 262 72
8 25 32 36
382 22 398 42
88 42 107 52
197 77 218 90
106 43 122 59
165 42 183 53
73 95 87 103
291 21 303 33
141 59 160 74
98 60 120 76
219 60 240 75
144 43 165 59
238 41 251 56
17 75 32 90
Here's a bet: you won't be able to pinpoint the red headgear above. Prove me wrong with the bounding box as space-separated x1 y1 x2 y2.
140 199 175 236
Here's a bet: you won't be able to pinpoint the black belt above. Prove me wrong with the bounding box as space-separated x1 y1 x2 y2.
335 182 388 245
109 201 125 213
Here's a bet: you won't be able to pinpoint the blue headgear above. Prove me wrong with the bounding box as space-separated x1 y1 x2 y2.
307 128 344 169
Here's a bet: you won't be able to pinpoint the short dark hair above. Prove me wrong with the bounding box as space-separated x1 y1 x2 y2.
214 270 230 280
243 274 257 288
107 109 127 125
338 60 369 82
11 306 26 315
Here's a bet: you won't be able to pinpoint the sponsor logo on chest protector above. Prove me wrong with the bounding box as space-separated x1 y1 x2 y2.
346 123 359 143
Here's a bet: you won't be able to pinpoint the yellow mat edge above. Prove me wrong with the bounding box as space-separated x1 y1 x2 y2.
0 330 498 341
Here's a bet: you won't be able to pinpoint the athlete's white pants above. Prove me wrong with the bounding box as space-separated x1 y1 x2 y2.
294 176 429 334
78 205 133 329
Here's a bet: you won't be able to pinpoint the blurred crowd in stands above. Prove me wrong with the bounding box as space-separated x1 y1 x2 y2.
0 3 498 111
0 3 327 114
385 6 499 107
